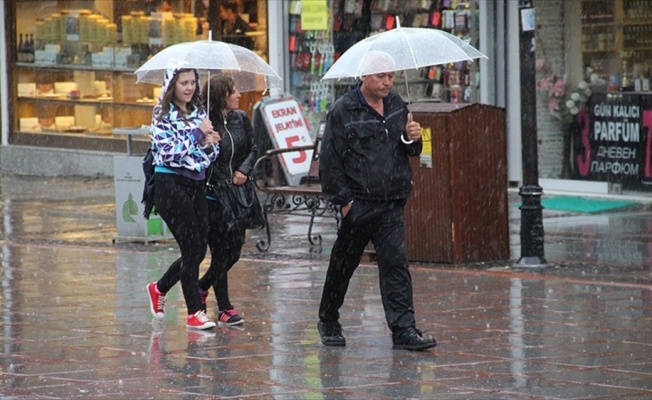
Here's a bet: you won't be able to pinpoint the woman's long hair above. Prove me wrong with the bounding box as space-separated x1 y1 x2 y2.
155 68 202 121
201 73 236 125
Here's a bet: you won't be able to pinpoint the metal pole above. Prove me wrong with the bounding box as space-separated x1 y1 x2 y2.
517 0 547 267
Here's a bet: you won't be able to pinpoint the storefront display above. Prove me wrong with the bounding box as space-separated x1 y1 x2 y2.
7 0 268 153
557 0 652 190
581 0 652 90
288 0 481 133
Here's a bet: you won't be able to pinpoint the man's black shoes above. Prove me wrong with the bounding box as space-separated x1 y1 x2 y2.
318 322 436 350
392 327 437 351
318 321 346 346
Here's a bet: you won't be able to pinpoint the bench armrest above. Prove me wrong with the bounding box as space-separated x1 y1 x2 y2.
263 144 316 157
253 144 319 192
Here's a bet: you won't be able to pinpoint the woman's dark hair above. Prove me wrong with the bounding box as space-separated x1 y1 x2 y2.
156 68 202 121
201 73 236 125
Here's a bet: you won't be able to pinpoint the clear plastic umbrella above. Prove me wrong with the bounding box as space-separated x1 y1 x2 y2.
134 38 282 93
321 18 486 102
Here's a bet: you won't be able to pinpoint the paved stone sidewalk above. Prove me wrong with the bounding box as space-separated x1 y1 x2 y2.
0 174 651 399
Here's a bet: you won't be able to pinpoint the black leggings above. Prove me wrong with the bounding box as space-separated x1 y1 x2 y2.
154 173 209 315
198 199 246 310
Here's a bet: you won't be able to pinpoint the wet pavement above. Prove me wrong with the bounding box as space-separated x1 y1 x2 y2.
0 174 651 399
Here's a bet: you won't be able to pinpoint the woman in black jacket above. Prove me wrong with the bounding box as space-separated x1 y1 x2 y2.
198 73 258 326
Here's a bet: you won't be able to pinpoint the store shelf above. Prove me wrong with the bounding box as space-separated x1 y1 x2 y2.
581 0 652 82
581 48 618 53
16 61 134 73
14 57 154 138
623 19 652 25
17 96 156 108
581 22 616 27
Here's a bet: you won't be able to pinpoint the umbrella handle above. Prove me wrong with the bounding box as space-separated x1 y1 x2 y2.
401 135 414 144
402 110 414 144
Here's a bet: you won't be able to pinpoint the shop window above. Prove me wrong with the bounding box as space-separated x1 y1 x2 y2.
8 0 269 152
581 0 652 91
288 0 482 131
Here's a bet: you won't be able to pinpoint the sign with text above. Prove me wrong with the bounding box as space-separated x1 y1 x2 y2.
258 96 313 185
300 0 328 30
576 93 652 190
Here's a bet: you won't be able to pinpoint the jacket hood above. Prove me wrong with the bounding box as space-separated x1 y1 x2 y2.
159 63 200 102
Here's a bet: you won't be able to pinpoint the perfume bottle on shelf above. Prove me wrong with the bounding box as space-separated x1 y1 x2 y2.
620 51 634 91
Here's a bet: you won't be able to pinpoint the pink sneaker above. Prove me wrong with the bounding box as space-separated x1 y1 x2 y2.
187 310 216 330
218 307 245 326
146 282 165 320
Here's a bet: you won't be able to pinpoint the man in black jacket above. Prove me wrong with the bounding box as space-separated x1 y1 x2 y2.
317 52 437 351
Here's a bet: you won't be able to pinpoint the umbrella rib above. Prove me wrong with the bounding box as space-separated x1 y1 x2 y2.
398 28 420 71
354 44 376 78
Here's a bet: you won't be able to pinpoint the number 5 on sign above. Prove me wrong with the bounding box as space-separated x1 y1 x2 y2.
285 135 308 164
258 96 314 185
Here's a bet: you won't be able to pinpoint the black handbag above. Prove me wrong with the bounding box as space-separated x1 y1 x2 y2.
211 178 265 230
209 111 265 230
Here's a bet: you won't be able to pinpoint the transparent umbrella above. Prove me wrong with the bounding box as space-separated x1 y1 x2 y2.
134 38 282 93
321 17 486 102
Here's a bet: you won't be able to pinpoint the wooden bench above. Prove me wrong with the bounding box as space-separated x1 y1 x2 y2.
252 133 339 251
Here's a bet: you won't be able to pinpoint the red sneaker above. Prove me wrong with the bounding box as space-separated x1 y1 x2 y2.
187 310 216 330
146 282 165 320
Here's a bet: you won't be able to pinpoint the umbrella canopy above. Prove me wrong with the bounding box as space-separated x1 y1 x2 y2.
321 20 486 81
135 40 282 93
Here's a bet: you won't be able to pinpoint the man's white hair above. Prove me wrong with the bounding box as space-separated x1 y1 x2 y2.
359 50 396 77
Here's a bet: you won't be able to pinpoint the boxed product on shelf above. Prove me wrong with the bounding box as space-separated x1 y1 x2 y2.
54 116 75 130
34 44 61 65
114 47 133 68
34 50 57 65
91 52 112 67
93 81 107 95
74 104 96 130
45 44 61 53
54 81 78 95
17 83 36 96
19 117 40 132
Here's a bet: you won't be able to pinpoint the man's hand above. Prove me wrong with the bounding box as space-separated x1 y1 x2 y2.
405 113 421 141
341 201 353 217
